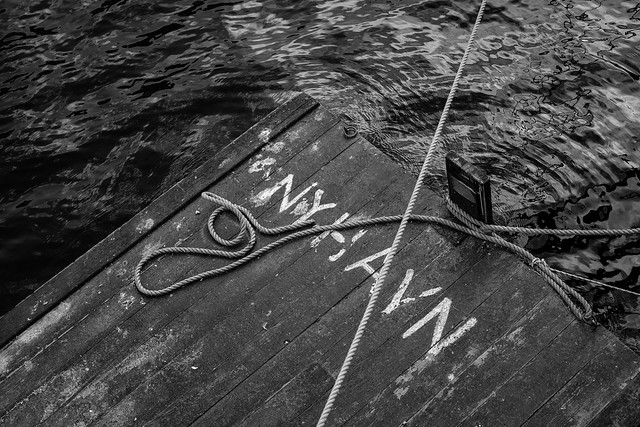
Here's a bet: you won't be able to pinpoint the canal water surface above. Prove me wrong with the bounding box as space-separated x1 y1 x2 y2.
1 0 639 352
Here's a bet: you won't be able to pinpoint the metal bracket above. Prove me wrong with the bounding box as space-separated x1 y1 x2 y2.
445 151 493 224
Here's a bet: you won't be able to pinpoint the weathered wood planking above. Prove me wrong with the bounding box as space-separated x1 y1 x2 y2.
586 372 640 427
1 93 640 427
0 93 319 348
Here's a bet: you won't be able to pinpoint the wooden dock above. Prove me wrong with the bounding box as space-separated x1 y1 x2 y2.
1 93 639 426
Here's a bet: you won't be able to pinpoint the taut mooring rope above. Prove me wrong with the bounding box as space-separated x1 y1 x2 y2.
315 1 488 425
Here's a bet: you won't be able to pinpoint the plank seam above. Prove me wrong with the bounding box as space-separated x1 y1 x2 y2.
0 95 323 421
35 112 350 425
172 189 441 426
227 231 459 426
453 319 577 427
0 106 328 385
584 365 640 427
521 339 617 427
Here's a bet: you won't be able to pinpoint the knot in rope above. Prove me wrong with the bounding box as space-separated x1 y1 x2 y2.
201 192 316 243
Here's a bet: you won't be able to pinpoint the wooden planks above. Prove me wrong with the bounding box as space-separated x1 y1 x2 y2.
526 344 640 426
1 93 640 427
587 372 640 427
0 93 319 349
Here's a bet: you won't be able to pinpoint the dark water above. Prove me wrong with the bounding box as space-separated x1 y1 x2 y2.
1 0 640 351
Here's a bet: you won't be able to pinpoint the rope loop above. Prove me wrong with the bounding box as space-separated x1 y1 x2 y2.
201 192 316 236
134 192 605 314
205 204 252 248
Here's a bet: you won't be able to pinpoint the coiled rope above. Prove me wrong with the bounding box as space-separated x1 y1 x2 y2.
133 192 315 296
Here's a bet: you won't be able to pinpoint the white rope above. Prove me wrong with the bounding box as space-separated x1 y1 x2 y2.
315 2 488 425
550 268 640 297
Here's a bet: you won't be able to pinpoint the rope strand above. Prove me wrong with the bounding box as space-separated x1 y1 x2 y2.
550 268 640 297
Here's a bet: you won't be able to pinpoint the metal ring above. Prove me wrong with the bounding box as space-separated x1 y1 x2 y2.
343 125 358 139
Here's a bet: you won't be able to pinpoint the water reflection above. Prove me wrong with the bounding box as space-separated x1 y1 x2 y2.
1 0 639 351
0 0 285 312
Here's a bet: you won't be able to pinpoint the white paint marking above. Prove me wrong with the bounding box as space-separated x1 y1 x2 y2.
250 174 317 210
310 234 328 248
141 240 163 260
258 128 271 142
248 157 276 175
218 158 231 169
344 247 392 275
382 274 442 315
419 287 442 298
294 189 336 223
395 317 477 386
118 291 136 310
383 269 415 314
310 213 350 247
394 386 409 400
351 229 367 243
173 218 185 231
429 317 477 355
328 249 347 262
291 200 310 216
136 218 154 233
264 140 284 153
0 301 72 375
402 298 451 342
331 230 346 244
